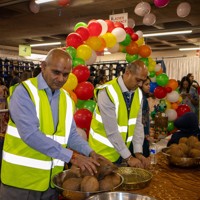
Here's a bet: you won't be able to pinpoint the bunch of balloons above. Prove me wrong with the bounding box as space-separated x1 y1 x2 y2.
63 18 156 138
149 67 191 132
65 19 153 66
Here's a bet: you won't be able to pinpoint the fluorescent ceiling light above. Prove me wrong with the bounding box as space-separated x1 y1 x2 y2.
179 47 200 51
35 0 55 4
25 53 46 60
30 42 61 47
143 30 192 37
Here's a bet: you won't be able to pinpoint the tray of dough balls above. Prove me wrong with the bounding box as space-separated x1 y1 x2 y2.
52 158 124 200
162 136 200 167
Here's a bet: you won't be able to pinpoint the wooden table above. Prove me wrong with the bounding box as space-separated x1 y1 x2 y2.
134 153 200 200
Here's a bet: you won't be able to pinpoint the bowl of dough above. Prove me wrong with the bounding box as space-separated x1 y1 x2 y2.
52 158 124 200
162 136 200 167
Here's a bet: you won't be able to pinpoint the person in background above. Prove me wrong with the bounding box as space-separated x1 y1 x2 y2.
33 66 41 77
179 76 199 118
0 49 103 200
167 112 200 146
94 75 108 87
20 70 32 81
89 60 150 169
140 77 151 157
9 70 21 87
186 73 200 93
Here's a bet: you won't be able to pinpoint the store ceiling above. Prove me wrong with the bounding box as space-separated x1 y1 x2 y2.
0 0 200 53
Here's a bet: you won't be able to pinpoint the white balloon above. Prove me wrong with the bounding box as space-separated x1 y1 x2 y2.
29 0 40 14
155 64 161 72
85 50 97 65
108 43 120 53
134 2 151 17
135 30 143 38
143 13 156 26
97 19 108 35
166 91 180 103
165 109 177 121
111 27 126 42
150 76 156 83
128 18 135 28
177 2 191 18
77 127 87 141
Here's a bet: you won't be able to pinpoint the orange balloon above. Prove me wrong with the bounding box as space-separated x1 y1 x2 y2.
166 79 178 90
138 45 151 58
64 89 78 104
97 37 106 52
171 102 179 110
155 68 163 76
126 41 139 55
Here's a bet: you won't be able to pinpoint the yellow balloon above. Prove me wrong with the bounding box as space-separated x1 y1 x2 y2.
178 96 183 103
148 63 155 71
102 33 117 48
165 100 171 109
136 37 144 47
63 73 78 91
86 36 102 51
76 44 92 61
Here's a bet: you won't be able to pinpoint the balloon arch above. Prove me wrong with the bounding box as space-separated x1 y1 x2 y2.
62 19 190 139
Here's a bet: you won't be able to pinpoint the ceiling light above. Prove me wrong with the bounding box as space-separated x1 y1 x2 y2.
35 0 55 4
25 53 46 60
179 47 200 51
143 30 192 37
30 42 61 47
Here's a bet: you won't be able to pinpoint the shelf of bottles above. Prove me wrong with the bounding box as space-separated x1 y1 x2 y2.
0 58 39 87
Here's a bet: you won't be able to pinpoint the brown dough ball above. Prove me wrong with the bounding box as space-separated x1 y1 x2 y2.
178 143 189 155
62 177 82 191
179 137 188 144
80 176 99 192
170 145 185 157
99 172 121 191
188 149 200 158
193 142 200 150
186 136 199 148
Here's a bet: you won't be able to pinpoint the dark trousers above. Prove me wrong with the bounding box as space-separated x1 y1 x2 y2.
0 183 59 200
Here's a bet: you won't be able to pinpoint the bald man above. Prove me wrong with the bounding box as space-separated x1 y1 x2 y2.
0 49 101 200
89 60 151 169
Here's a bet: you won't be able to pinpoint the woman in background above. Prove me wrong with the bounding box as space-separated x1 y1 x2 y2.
179 76 199 118
140 76 151 157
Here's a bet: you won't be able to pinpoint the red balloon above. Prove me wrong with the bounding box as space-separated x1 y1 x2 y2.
74 108 92 133
154 86 167 99
131 33 139 41
75 27 90 41
66 33 83 49
87 21 102 36
58 0 70 6
72 65 90 83
165 86 172 93
114 22 124 29
74 81 94 100
176 104 191 117
124 27 134 35
105 20 115 32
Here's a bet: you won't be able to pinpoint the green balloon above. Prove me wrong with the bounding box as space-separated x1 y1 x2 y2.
149 71 156 78
126 53 138 63
139 57 149 66
167 121 174 132
74 22 87 31
73 57 85 67
156 73 169 86
66 46 76 59
76 99 86 109
120 34 131 46
82 100 96 113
